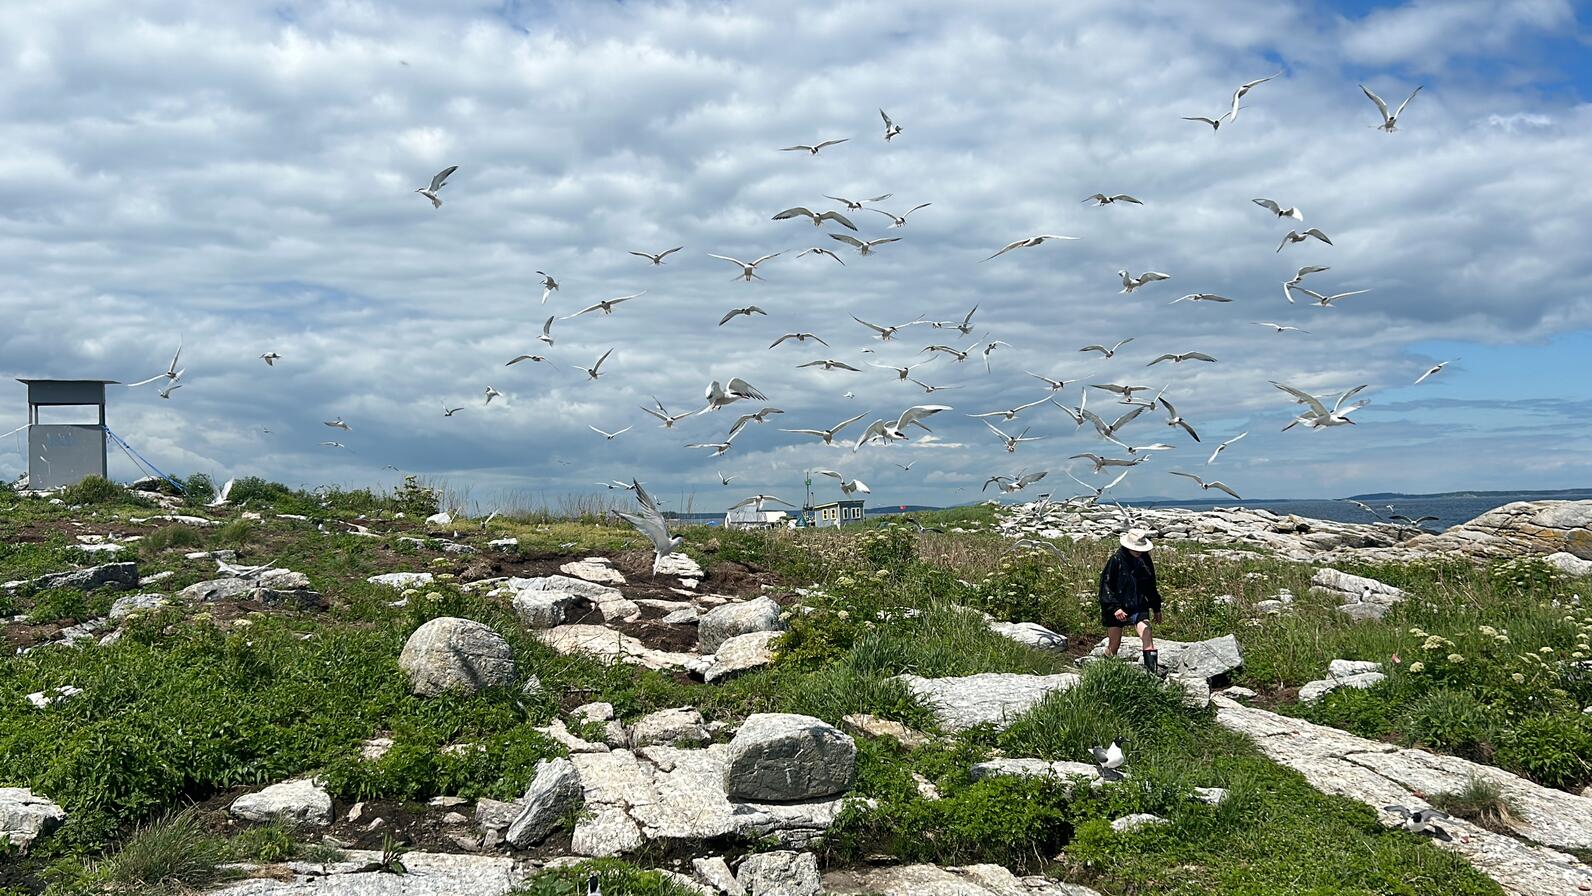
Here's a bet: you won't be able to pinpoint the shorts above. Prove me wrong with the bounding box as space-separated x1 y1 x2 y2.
1102 608 1152 629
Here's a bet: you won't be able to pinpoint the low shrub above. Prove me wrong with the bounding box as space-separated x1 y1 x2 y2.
1430 776 1517 834
180 474 216 507
1493 713 1592 790
1398 689 1499 760
140 525 205 555
511 858 705 896
57 476 129 506
43 808 227 895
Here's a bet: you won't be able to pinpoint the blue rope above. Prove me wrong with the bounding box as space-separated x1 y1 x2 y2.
104 427 187 492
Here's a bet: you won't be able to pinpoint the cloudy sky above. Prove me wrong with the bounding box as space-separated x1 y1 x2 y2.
3 0 1590 510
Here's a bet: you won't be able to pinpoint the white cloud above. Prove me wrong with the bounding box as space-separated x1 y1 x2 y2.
1 0 1589 506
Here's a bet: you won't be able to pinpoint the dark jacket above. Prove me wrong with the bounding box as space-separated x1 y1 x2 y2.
1099 547 1162 619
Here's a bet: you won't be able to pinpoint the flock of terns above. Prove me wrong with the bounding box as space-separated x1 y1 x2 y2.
103 77 1453 566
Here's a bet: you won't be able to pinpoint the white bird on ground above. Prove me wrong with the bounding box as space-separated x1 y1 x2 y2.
1170 293 1233 305
969 398 1050 421
1276 229 1332 252
1027 372 1072 392
128 342 184 387
1170 470 1242 500
1207 431 1247 464
824 192 892 210
853 316 906 340
779 139 849 155
324 417 352 432
770 332 830 348
867 360 931 380
1273 381 1369 430
575 349 615 381
483 386 502 406
782 412 868 446
815 469 871 495
589 425 632 441
566 291 645 319
981 234 1080 262
539 315 556 346
1382 805 1449 838
641 397 692 429
728 407 784 438
1091 739 1126 779
985 421 1041 453
1119 270 1171 294
866 203 931 228
414 165 458 208
1227 75 1274 122
209 478 235 507
1361 84 1422 132
1252 198 1303 221
719 306 768 326
613 480 684 574
628 247 683 265
709 252 782 281
1253 321 1310 333
260 352 281 366
1084 193 1142 206
730 494 796 511
880 109 902 141
795 246 847 265
1414 360 1455 385
830 233 901 256
536 271 559 304
1295 286 1370 308
1147 351 1217 366
702 377 767 412
1158 396 1201 442
773 207 858 230
1080 338 1134 358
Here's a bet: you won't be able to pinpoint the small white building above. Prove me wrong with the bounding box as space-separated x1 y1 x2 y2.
810 500 866 528
724 509 790 530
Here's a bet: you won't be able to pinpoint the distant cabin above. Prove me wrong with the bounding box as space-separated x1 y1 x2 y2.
810 500 866 528
724 509 790 530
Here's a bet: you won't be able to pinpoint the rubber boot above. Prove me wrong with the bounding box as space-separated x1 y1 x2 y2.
1142 649 1159 676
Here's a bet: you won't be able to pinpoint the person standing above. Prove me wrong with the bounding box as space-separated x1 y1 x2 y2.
1098 529 1163 674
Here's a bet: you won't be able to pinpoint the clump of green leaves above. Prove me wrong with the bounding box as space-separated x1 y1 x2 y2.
1430 775 1517 834
57 476 132 506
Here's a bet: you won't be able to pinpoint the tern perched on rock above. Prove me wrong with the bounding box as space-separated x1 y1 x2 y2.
613 480 684 575
628 247 683 265
1382 805 1449 839
414 165 457 208
1361 84 1422 132
982 234 1080 262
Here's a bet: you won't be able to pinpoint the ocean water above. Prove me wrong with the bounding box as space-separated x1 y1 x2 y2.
1140 491 1592 532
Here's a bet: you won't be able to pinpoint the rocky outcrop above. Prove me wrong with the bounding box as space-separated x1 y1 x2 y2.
988 621 1067 652
108 593 169 620
1299 659 1387 702
895 672 1080 732
1393 501 1592 560
699 597 783 654
631 708 709 747
1545 552 1592 577
1309 568 1407 621
179 569 319 607
0 787 66 849
1086 634 1243 681
499 575 639 623
229 778 333 827
724 713 856 802
825 864 1105 896
367 571 434 589
5 561 139 593
398 617 517 696
560 557 627 585
537 624 698 671
207 850 527 895
1213 694 1592 895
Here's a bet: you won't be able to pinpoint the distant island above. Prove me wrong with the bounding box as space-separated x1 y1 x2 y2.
1348 487 1592 501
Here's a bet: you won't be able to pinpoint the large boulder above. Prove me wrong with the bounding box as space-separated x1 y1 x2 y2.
230 778 333 827
507 575 638 623
398 617 517 696
724 713 856 802
702 630 781 683
737 851 822 896
699 597 783 654
109 593 168 621
504 758 583 847
26 561 139 593
0 787 66 849
512 591 590 629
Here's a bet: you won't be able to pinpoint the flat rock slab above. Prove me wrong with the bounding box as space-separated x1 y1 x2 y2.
1213 695 1592 895
1086 634 1242 680
570 746 847 856
537 624 699 671
824 863 1105 896
895 673 1080 732
560 558 627 585
206 850 527 895
654 552 705 579
367 572 434 590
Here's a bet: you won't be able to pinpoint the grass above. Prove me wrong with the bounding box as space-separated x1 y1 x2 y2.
1431 776 1519 834
0 479 1547 895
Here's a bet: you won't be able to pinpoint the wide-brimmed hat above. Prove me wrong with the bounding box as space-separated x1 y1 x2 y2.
1119 529 1153 552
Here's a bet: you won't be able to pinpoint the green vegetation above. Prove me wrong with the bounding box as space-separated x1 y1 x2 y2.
0 481 1554 895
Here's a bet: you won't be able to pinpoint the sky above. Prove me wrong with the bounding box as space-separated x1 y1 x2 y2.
2 0 1591 511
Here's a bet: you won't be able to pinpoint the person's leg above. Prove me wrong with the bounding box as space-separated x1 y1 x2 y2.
1135 619 1159 673
1105 626 1122 657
